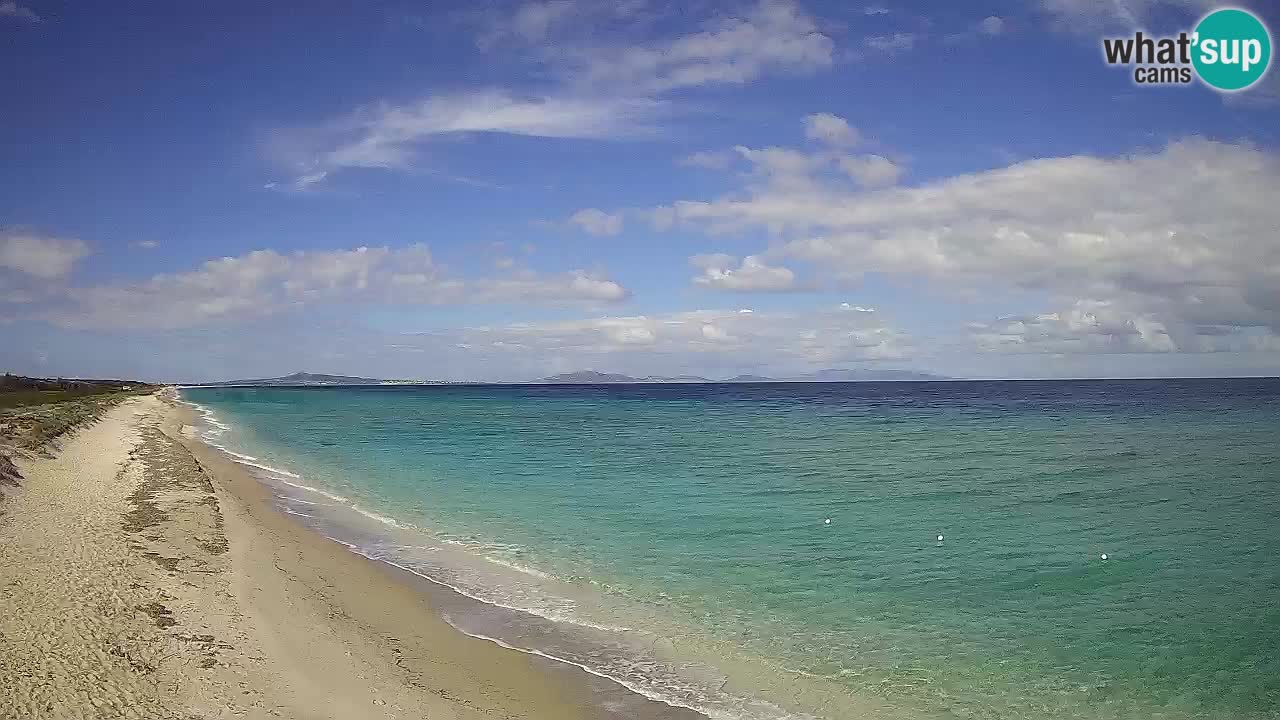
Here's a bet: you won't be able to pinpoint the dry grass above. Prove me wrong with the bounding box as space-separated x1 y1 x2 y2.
0 392 151 504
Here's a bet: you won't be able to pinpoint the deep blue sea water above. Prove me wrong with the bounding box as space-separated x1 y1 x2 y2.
181 380 1280 720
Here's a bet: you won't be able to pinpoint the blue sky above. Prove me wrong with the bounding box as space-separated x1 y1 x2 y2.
2 0 1279 382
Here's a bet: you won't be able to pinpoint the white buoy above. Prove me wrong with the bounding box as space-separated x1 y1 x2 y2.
1101 553 1108 560
824 518 832 525
937 534 944 542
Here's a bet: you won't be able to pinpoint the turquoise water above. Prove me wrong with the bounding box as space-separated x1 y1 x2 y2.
182 380 1280 720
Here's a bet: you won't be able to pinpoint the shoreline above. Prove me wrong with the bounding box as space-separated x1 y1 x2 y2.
176 392 905 720
171 396 709 720
0 392 705 719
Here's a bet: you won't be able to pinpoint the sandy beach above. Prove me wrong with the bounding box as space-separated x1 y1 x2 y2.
0 393 703 720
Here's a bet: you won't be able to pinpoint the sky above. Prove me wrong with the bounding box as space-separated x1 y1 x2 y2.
2 0 1279 382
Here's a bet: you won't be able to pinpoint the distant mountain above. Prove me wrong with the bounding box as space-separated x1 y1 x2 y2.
725 368 948 382
202 372 389 387
538 371 715 384
643 374 713 383
199 368 949 387
536 369 948 384
785 368 947 382
537 371 645 384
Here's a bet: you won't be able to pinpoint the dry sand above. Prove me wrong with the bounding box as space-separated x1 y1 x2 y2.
0 394 703 720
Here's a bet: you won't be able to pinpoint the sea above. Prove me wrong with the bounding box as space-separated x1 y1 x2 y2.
179 379 1280 720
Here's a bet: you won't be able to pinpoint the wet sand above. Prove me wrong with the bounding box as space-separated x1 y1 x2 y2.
0 393 703 719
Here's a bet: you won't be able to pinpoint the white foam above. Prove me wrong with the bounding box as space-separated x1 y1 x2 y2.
232 457 302 479
359 553 623 632
181 395 350 509
178 398 230 437
349 505 409 529
322 534 360 550
275 478 349 503
485 555 556 580
205 444 303 480
282 497 323 506
174 389 807 720
291 508 813 720
780 665 826 679
437 617 802 720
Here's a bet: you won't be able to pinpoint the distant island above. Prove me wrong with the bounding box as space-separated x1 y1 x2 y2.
190 369 949 387
195 372 417 387
536 369 948 384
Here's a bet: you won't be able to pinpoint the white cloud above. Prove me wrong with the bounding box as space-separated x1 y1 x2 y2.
0 1 40 22
657 136 1280 353
0 288 36 305
0 231 90 279
514 0 576 41
979 16 1006 35
679 150 735 169
734 144 829 192
640 118 908 230
1224 69 1280 107
650 204 678 231
1039 0 1216 30
569 208 624 236
945 15 1009 43
487 0 578 45
691 253 799 291
1182 326 1280 353
803 113 860 147
568 0 833 93
969 299 1280 354
864 33 916 54
419 303 910 369
480 269 629 304
354 90 653 145
837 154 902 187
52 245 628 330
5 297 927 382
129 240 160 250
286 1 833 188
474 0 648 50
969 300 1177 354
291 170 330 190
864 6 890 16
276 91 661 186
679 120 907 196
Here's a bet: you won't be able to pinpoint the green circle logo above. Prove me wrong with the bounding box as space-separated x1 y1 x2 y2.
1192 8 1271 91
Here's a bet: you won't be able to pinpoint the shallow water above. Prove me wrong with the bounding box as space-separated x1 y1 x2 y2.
182 380 1280 719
